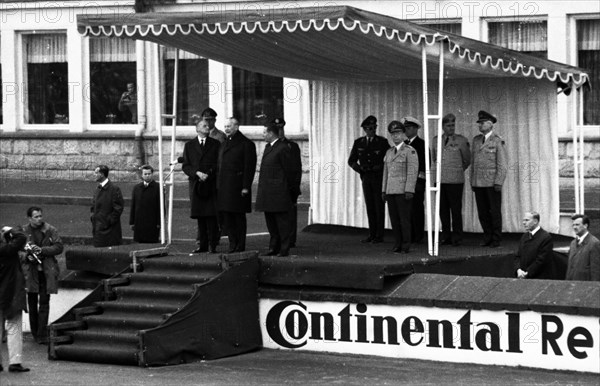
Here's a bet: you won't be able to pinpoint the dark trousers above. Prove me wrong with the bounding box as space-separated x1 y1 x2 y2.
28 271 50 342
473 187 502 243
361 175 385 239
440 183 464 242
410 178 425 243
265 211 291 254
387 194 412 251
196 216 219 251
289 203 298 246
222 211 247 252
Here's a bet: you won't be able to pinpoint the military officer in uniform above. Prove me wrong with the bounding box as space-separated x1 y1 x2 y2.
382 121 419 254
401 116 426 244
470 110 507 248
348 115 390 243
201 107 227 144
432 113 471 246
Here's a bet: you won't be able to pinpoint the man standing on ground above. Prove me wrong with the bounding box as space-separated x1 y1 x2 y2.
183 120 221 253
0 226 30 372
566 214 600 281
256 123 295 257
382 121 419 254
514 211 556 279
401 116 426 244
91 165 124 247
432 113 471 246
348 115 390 244
129 165 161 243
21 206 63 344
471 110 507 248
272 117 302 247
217 117 257 253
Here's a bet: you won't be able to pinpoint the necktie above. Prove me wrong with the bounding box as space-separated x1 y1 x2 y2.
529 232 533 240
394 147 397 154
265 143 271 151
200 139 204 147
444 136 449 146
97 185 102 190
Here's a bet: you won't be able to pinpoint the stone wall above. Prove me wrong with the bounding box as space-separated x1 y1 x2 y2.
1 132 598 183
0 131 310 182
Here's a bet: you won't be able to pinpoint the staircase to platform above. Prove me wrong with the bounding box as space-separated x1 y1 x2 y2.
49 252 262 367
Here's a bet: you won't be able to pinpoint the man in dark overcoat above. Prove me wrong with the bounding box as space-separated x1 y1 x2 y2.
217 117 257 253
401 116 426 244
129 165 161 243
348 115 390 244
272 117 302 248
0 226 30 372
255 124 295 257
91 165 124 247
183 120 221 253
566 214 600 281
514 212 557 279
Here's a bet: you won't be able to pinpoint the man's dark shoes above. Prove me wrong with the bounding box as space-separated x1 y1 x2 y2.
441 239 453 245
192 247 208 253
489 241 500 248
371 237 384 244
479 240 492 247
209 247 218 254
277 251 289 257
261 250 278 256
361 236 374 243
9 364 30 372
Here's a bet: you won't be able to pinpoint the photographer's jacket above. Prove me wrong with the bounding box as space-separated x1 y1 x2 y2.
0 230 27 316
21 222 63 294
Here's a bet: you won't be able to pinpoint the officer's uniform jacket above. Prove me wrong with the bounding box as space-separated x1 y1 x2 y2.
432 134 471 184
348 135 390 179
470 132 507 187
382 143 419 194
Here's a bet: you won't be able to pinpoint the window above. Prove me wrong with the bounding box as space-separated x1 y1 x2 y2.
24 33 69 124
577 19 600 125
488 20 548 59
419 22 462 35
232 68 283 125
162 47 209 126
89 37 137 124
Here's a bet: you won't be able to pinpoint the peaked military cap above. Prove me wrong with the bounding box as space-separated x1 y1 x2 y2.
201 107 217 118
388 120 405 133
271 117 286 126
476 110 497 124
401 116 422 128
361 115 377 127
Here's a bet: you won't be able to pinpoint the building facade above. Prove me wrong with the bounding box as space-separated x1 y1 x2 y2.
0 0 598 182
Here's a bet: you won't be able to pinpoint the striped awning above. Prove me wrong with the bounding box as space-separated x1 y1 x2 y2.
78 6 590 87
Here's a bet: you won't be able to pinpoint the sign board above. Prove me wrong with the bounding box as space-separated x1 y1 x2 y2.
260 299 599 373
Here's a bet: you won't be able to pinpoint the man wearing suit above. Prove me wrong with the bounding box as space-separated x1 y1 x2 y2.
91 165 124 247
129 165 161 243
348 115 390 243
183 120 221 253
255 124 295 257
514 212 556 279
273 117 302 248
566 214 600 281
217 117 257 253
401 116 426 244
382 121 419 254
470 110 507 248
432 113 471 246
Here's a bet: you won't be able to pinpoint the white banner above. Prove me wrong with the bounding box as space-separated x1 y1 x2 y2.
260 299 599 373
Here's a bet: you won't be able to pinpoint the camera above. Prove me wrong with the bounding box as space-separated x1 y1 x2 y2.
24 243 42 264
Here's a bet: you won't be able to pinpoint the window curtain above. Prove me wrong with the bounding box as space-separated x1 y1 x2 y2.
426 23 462 35
310 78 560 235
578 19 600 125
26 34 66 63
90 37 136 62
164 46 204 60
488 21 547 58
232 67 283 125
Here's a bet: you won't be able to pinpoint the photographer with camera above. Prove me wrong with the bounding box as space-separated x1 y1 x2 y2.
21 206 63 345
0 226 30 372
118 82 138 124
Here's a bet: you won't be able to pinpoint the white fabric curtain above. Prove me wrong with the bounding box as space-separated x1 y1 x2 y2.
90 37 136 62
26 34 66 63
310 78 560 234
577 19 600 50
488 21 547 53
163 46 204 60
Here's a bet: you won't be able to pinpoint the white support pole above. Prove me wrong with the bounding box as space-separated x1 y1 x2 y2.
167 52 179 244
155 44 166 244
578 89 585 213
433 42 445 257
421 44 434 256
572 90 580 214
